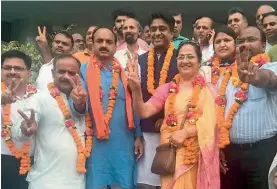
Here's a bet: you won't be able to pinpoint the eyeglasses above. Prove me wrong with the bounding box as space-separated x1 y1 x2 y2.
55 69 77 76
1 65 26 72
236 37 259 45
176 54 196 61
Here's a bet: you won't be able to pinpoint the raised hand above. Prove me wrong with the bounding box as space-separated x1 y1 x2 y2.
18 109 38 137
126 53 141 92
236 46 259 83
208 29 215 45
1 79 22 105
68 74 87 105
36 26 48 48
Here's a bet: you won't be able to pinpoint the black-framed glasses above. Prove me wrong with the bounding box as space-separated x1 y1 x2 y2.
1 65 26 72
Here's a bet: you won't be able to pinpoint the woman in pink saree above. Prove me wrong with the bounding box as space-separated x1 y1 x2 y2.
127 41 220 189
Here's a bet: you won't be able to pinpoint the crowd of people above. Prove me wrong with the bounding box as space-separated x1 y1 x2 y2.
1 4 277 189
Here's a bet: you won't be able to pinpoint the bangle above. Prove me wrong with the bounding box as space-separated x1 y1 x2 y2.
132 96 142 100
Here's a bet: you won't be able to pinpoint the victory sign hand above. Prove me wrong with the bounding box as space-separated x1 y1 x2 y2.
18 109 38 137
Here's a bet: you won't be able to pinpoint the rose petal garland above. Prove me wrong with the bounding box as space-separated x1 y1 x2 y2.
147 42 174 95
1 82 37 175
165 74 206 165
47 82 93 173
216 53 270 149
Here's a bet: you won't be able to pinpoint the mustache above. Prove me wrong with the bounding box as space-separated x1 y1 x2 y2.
99 47 109 52
7 74 21 78
59 78 70 84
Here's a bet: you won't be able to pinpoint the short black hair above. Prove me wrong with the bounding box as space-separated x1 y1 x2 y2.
148 12 175 32
228 7 248 22
91 27 117 44
53 54 81 70
55 31 74 48
112 9 136 22
1 50 32 70
261 11 277 24
214 26 237 44
177 41 202 63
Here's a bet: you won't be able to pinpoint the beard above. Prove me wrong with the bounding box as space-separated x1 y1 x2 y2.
125 33 136 45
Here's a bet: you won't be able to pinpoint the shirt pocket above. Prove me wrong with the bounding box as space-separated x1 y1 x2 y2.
248 86 266 101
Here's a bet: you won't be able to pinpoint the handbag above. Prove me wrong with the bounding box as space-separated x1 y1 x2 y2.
151 107 188 175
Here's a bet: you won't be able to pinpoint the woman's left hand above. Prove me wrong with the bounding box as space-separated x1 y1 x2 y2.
169 129 189 147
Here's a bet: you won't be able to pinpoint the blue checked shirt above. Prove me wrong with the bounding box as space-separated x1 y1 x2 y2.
217 62 277 144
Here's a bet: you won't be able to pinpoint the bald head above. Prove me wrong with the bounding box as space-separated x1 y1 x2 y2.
92 28 117 59
256 5 276 29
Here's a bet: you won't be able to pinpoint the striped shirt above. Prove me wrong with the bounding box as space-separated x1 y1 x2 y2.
217 62 277 144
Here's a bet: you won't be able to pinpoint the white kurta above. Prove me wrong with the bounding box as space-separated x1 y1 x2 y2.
15 91 86 189
1 96 35 156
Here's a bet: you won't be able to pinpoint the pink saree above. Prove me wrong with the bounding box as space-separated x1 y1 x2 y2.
148 82 220 189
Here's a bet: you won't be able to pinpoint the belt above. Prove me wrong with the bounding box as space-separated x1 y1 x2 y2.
232 134 277 150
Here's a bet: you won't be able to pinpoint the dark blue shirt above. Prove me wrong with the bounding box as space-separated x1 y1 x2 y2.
138 49 178 132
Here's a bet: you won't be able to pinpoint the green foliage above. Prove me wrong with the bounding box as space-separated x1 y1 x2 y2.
1 41 43 83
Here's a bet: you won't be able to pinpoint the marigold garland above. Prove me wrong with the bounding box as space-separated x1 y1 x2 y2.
1 82 37 175
48 82 93 173
95 61 121 127
216 53 270 149
147 42 174 95
165 74 206 165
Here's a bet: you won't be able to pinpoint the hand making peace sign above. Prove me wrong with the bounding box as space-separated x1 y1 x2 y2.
67 74 87 105
18 109 38 137
36 26 48 48
236 46 260 83
1 79 22 105
126 52 141 92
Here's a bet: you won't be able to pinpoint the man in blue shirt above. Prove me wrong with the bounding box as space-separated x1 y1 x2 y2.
220 26 277 189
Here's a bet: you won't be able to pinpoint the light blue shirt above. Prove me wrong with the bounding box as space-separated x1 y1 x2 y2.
218 62 277 144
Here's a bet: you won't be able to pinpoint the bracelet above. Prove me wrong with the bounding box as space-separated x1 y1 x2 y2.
132 96 142 100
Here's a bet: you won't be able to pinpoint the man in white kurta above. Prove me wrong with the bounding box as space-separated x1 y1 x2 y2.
14 54 87 189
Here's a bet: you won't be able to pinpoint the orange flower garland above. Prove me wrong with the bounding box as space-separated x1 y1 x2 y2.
165 74 206 164
216 53 270 149
147 42 174 95
95 61 121 127
48 83 93 173
1 82 37 175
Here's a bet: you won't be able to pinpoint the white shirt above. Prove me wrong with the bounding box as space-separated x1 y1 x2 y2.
266 41 272 53
201 44 214 65
1 96 35 156
35 59 54 91
15 91 85 189
114 46 146 77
